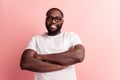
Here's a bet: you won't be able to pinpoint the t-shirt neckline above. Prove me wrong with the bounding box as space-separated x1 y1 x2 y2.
45 32 63 38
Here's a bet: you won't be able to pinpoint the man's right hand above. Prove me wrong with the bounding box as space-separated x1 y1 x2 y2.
69 45 74 50
33 53 43 60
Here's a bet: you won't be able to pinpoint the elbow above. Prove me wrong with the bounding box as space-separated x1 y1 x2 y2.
75 54 85 63
20 63 26 70
20 61 30 70
76 49 85 63
73 44 85 63
77 54 85 63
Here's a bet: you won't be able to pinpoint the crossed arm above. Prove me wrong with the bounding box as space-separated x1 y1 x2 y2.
20 44 85 72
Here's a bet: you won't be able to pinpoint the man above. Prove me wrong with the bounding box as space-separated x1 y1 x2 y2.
20 8 85 80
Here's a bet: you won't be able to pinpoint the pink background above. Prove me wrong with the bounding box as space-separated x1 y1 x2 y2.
0 0 120 80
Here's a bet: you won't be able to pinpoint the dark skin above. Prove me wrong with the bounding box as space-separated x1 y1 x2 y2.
45 9 64 36
34 44 85 66
20 8 85 72
20 49 67 72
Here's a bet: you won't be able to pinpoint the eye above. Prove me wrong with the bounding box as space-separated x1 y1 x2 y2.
46 16 53 21
54 17 62 21
46 16 62 22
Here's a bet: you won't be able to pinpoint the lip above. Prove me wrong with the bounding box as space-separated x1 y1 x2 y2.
49 25 57 31
51 25 56 28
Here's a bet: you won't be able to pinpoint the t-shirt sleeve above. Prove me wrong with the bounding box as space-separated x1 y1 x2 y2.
70 32 83 46
26 37 37 51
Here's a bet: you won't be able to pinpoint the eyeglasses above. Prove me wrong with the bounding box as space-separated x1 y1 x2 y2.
46 16 63 22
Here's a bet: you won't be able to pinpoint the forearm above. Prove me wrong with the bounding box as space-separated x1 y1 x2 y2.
21 58 66 72
42 51 79 66
20 49 66 72
37 45 85 66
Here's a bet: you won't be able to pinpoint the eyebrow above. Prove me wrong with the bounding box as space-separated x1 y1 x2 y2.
46 16 63 18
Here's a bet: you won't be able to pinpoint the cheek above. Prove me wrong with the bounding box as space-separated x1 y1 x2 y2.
46 21 50 25
58 22 63 25
58 20 64 24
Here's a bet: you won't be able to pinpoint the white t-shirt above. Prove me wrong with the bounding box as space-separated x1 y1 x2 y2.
26 32 83 80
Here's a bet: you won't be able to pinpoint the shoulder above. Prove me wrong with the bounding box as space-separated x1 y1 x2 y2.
31 33 46 39
63 32 79 36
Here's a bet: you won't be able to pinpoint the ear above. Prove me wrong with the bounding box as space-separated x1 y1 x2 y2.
62 19 64 23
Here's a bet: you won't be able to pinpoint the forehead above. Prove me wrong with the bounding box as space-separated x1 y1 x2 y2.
46 10 63 17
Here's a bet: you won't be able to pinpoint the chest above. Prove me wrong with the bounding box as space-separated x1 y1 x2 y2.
36 36 72 54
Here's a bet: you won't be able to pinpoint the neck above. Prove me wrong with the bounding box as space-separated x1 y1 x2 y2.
47 31 61 36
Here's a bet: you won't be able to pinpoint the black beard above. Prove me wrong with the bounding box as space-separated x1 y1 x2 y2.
45 23 62 36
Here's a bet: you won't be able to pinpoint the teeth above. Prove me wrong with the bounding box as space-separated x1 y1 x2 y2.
50 25 57 31
51 25 56 28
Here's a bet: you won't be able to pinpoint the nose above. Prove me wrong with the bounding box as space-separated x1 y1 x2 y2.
51 19 56 23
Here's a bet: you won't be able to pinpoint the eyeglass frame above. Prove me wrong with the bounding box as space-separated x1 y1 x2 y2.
46 16 63 22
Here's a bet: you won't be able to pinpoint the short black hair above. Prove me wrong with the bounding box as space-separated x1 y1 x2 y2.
46 8 64 18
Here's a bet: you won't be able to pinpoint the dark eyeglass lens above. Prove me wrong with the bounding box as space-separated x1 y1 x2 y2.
46 16 62 22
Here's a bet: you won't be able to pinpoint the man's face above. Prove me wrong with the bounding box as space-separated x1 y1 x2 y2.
45 10 64 35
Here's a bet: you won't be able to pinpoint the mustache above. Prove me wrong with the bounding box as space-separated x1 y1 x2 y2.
49 23 57 26
45 23 62 35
